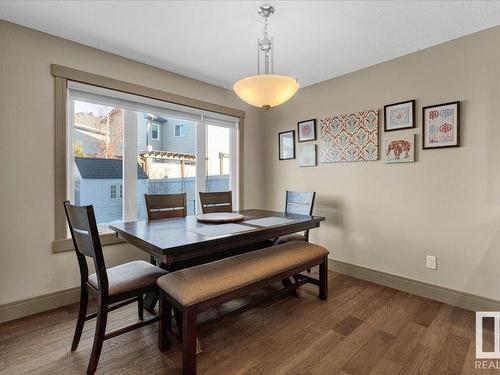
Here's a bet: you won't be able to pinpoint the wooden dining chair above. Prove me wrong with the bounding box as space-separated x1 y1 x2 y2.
63 201 167 374
145 193 187 220
275 191 316 245
199 191 233 213
144 193 187 311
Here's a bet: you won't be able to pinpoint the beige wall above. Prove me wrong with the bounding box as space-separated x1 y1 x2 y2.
0 20 264 305
262 25 500 301
2 18 500 309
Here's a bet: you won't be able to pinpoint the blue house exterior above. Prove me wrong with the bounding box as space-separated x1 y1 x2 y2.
74 157 149 224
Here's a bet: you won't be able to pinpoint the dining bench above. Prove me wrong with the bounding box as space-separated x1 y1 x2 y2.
156 241 329 375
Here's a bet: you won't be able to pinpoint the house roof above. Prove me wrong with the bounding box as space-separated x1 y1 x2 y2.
75 157 148 179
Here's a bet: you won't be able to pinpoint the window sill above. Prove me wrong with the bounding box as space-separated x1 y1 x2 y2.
52 232 125 253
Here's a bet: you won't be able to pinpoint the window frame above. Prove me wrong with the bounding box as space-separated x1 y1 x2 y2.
110 184 117 199
174 123 187 137
52 65 245 252
151 122 160 140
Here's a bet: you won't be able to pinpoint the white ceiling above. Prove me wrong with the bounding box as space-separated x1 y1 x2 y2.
2 1 500 89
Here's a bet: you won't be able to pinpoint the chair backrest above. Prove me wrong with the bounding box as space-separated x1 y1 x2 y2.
63 201 108 291
285 191 316 215
145 193 187 220
199 191 233 213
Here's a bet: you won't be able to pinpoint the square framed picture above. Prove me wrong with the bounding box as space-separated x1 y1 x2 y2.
422 101 460 149
298 144 317 167
278 130 295 160
297 119 316 142
383 134 415 163
384 100 415 132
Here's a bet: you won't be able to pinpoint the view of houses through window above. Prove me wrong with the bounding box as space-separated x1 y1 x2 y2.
70 92 236 229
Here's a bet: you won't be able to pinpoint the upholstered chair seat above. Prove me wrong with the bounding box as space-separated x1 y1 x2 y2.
88 260 168 296
274 233 306 245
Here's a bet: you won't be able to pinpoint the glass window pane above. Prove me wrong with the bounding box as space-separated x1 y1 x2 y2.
137 114 197 218
206 125 230 193
72 100 124 229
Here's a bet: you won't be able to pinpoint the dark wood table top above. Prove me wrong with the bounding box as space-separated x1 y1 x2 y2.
109 209 325 264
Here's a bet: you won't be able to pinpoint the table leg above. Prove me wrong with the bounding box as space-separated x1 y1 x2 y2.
144 256 162 313
282 277 299 298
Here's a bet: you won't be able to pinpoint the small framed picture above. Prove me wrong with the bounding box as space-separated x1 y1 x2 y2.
384 100 415 132
383 134 415 163
422 101 460 149
278 130 295 160
297 119 316 142
298 144 317 167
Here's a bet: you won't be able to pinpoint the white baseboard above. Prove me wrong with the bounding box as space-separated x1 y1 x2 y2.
330 259 500 312
0 287 80 324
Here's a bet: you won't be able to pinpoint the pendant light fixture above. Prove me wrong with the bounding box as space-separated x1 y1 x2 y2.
233 4 299 110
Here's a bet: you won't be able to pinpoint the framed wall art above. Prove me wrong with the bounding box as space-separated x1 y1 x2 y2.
383 134 415 163
384 100 415 132
297 119 316 142
278 130 295 160
298 144 317 167
422 101 460 149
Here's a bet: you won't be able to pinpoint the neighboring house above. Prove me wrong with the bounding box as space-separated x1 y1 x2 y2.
74 157 148 224
137 114 196 155
73 109 124 158
72 110 228 220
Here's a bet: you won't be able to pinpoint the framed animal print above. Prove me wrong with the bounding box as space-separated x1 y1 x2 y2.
384 100 415 132
278 130 295 160
422 101 460 149
297 119 316 142
384 135 415 163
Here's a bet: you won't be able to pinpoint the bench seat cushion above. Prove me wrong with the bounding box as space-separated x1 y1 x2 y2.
156 242 328 306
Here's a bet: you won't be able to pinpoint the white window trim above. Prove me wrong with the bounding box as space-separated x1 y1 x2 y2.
67 82 240 228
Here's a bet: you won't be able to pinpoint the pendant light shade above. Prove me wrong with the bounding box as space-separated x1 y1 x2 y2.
233 5 299 110
233 74 299 110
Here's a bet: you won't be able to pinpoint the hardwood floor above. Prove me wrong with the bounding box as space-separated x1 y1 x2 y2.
0 270 494 374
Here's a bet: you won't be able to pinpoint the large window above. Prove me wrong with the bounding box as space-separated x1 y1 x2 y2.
67 82 239 231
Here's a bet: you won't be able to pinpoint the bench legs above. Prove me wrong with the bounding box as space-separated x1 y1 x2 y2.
182 306 198 375
319 255 328 300
159 292 198 375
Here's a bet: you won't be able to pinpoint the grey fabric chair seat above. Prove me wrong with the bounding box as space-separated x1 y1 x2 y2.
89 260 168 296
274 233 306 245
156 242 329 307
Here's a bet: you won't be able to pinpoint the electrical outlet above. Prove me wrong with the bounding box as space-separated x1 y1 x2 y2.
426 255 437 270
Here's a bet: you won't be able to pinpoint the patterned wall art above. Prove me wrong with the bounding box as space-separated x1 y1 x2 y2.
298 144 317 167
384 100 415 131
422 101 460 149
319 109 379 163
384 134 415 163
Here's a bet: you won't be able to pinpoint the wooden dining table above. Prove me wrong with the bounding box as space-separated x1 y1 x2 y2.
110 209 325 268
109 209 325 311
